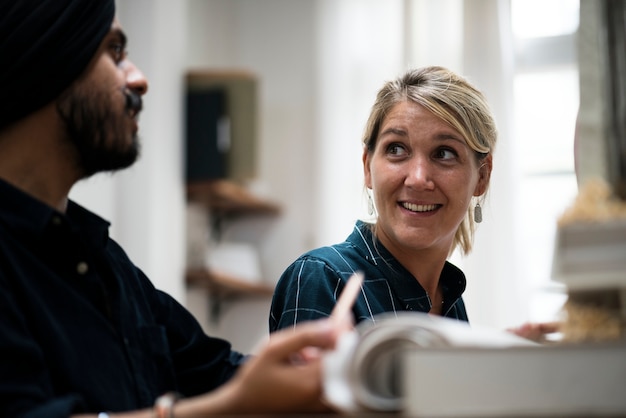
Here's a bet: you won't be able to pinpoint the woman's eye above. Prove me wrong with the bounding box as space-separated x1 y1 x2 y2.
434 148 457 160
386 143 408 157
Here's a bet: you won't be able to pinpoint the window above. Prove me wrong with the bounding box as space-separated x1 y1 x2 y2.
511 0 580 323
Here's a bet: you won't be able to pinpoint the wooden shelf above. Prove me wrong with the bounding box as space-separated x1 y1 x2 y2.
186 267 274 299
186 179 280 217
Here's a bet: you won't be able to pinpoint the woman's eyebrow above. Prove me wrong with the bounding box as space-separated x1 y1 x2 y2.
379 128 465 145
379 127 407 137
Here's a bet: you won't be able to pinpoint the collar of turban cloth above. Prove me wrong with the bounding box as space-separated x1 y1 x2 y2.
0 0 115 130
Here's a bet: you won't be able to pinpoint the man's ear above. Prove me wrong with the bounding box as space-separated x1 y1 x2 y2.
473 154 492 197
363 147 372 189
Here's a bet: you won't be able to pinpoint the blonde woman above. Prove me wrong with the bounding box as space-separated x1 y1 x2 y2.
270 66 494 332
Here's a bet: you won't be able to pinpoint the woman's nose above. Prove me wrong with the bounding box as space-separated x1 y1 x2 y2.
124 60 149 96
406 156 435 189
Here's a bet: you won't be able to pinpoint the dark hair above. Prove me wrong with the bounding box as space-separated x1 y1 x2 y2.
0 0 115 129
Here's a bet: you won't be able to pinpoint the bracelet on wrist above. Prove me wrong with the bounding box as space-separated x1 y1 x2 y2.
153 392 179 418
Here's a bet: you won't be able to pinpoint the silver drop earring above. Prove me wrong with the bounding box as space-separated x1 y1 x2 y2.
474 201 482 223
367 192 375 216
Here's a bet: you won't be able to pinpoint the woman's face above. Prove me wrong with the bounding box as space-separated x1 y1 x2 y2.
363 100 491 257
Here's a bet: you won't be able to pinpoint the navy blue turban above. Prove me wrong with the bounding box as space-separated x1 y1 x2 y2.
0 0 115 129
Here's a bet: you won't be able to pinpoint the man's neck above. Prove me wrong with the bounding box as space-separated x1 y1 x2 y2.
0 105 78 212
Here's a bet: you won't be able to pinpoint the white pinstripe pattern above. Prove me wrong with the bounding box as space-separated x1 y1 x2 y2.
270 221 468 332
353 223 378 266
328 245 378 323
292 261 306 330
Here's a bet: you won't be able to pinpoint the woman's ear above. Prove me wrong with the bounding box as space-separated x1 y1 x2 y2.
363 147 372 189
473 154 493 197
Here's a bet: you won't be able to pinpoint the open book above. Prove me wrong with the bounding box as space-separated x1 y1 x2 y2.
322 312 626 417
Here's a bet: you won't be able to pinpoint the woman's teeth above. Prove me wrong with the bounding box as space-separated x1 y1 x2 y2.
402 203 437 213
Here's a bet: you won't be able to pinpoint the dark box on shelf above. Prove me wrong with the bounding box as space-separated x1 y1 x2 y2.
185 71 258 183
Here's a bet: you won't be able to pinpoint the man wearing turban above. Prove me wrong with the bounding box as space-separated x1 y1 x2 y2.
0 1 341 417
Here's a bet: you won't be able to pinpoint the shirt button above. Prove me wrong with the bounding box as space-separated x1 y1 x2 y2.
51 216 62 226
76 262 89 275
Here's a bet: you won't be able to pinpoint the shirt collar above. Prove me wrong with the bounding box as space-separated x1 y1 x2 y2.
348 219 467 301
0 178 111 248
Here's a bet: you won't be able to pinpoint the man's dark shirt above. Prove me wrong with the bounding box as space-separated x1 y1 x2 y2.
0 179 245 417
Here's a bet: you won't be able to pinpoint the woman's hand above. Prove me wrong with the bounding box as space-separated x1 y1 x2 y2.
507 321 562 343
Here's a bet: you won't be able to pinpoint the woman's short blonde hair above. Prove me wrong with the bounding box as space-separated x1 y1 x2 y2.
363 66 498 255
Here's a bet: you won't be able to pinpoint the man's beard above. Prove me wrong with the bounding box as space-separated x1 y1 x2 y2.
56 84 143 178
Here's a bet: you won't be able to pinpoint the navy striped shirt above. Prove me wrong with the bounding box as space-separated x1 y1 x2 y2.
270 220 468 332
